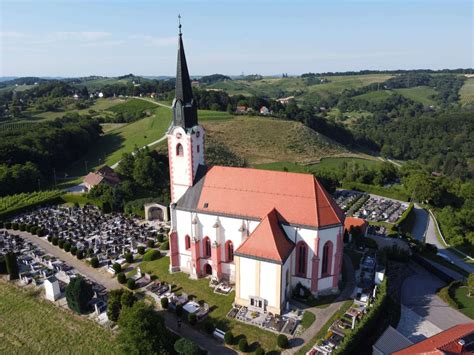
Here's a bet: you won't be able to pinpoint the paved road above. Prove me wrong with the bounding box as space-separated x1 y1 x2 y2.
411 204 429 242
424 212 474 274
288 254 356 354
398 262 471 341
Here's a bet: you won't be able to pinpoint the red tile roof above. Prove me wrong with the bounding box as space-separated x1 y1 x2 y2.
393 323 474 355
235 209 294 263
83 172 104 187
196 166 344 228
344 217 368 234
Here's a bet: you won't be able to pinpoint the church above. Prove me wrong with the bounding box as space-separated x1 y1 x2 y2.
167 28 345 315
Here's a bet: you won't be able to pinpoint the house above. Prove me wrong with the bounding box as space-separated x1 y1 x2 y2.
344 217 368 241
372 326 413 355
166 30 345 315
259 106 270 115
276 96 295 105
83 165 120 192
235 105 248 114
393 323 474 355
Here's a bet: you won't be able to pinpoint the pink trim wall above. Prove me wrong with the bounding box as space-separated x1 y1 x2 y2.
211 243 222 279
169 231 180 270
191 238 201 276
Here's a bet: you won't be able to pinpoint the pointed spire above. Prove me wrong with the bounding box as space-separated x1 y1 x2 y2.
172 15 198 129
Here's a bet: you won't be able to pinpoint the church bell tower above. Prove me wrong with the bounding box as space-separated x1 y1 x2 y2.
167 19 205 203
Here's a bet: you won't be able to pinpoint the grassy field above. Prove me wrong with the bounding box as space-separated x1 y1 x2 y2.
395 86 437 106
108 98 157 115
0 281 120 354
65 106 172 176
131 256 280 352
453 286 474 319
203 116 350 165
197 110 233 121
255 157 380 174
30 98 125 121
353 90 392 103
460 77 474 105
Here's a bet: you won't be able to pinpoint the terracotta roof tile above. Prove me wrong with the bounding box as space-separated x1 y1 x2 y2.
235 209 294 263
195 166 344 228
393 323 474 355
83 172 104 186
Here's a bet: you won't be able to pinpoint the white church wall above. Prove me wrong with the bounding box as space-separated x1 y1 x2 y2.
239 257 256 301
318 226 341 277
318 275 333 290
260 261 278 309
168 127 192 188
191 126 205 174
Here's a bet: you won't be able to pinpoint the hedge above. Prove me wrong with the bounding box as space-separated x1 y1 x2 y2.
333 278 389 355
394 203 414 234
142 249 161 262
438 280 463 309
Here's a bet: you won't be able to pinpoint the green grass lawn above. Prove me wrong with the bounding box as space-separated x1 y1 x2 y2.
460 77 474 105
353 90 393 103
0 281 120 354
453 286 474 319
65 106 172 176
301 311 316 330
133 256 279 352
395 86 437 106
198 110 234 121
109 98 157 115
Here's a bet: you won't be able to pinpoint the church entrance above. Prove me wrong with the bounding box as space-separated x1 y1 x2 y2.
204 263 212 276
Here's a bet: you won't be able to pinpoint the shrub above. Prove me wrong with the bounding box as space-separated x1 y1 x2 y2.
71 246 78 256
238 338 248 352
51 236 59 246
117 272 126 284
90 256 100 268
160 297 169 309
25 224 32 232
188 312 197 325
204 321 215 334
11 222 19 230
125 252 134 264
224 331 233 345
160 241 169 250
174 338 200 355
58 239 65 249
37 228 45 237
146 239 155 248
175 304 184 318
19 223 26 231
112 263 122 274
87 248 94 258
47 235 53 242
137 246 146 255
157 234 165 243
107 289 124 322
255 347 265 355
142 249 161 262
31 226 39 235
0 255 7 274
5 252 19 280
4 221 12 229
277 334 289 349
127 278 136 290
121 290 137 308
64 242 71 252
65 276 93 314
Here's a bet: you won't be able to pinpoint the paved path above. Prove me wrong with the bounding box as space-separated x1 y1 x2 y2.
424 212 474 274
288 254 356 354
411 204 429 242
398 262 471 340
3 229 120 290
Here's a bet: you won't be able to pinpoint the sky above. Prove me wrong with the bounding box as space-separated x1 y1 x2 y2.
0 0 472 77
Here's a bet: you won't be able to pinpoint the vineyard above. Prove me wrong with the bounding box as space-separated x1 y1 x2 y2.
0 190 64 219
0 121 38 133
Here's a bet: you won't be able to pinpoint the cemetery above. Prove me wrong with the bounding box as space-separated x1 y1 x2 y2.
11 204 167 268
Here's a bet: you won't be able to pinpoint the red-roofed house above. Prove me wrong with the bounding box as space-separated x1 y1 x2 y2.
393 323 474 355
344 217 368 239
166 30 345 314
83 165 120 192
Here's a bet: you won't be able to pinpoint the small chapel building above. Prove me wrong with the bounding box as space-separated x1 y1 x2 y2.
167 29 345 315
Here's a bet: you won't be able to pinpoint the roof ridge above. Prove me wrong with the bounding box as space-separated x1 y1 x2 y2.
313 178 320 227
202 184 313 199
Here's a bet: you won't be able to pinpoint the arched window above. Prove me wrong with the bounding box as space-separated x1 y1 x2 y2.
295 241 308 277
225 241 234 262
203 237 211 258
322 241 333 277
176 143 184 156
185 235 191 250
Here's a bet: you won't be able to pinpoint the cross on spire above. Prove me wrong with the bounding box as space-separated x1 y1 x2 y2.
178 14 182 36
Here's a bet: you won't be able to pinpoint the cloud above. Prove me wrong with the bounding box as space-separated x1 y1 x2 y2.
54 31 111 41
0 31 31 39
128 35 176 47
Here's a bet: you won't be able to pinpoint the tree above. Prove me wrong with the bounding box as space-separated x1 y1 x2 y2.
224 331 233 345
0 256 7 274
117 272 126 284
112 263 122 274
5 252 19 280
277 334 289 349
118 302 174 355
468 274 474 297
160 297 169 309
121 290 137 308
125 252 134 263
107 289 124 322
174 338 200 355
127 278 136 290
65 276 93 314
238 338 248 352
90 256 100 268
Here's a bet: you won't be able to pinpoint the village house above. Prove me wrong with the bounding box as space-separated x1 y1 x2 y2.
83 165 120 192
166 31 345 315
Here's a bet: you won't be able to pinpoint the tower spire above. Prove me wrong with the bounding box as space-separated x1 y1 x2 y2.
172 15 198 129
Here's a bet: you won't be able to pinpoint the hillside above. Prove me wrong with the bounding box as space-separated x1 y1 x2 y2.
460 77 474 105
202 116 359 165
